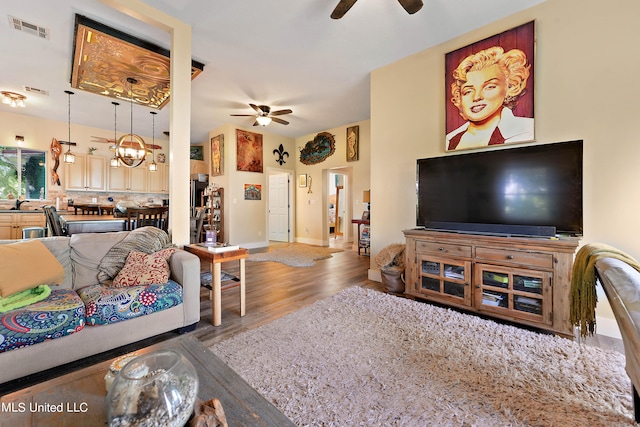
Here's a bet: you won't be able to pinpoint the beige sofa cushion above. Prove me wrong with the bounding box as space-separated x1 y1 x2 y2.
40 237 73 289
0 240 64 297
70 231 129 289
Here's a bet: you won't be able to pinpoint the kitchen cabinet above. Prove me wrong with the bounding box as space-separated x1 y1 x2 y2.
65 155 106 192
147 163 169 194
108 165 148 193
0 212 46 239
190 160 208 176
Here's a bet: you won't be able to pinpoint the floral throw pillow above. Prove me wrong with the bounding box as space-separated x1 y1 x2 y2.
113 248 176 287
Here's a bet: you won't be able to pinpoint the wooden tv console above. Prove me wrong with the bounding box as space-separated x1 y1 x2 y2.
403 229 580 338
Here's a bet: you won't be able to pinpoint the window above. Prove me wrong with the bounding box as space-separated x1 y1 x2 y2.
0 146 47 199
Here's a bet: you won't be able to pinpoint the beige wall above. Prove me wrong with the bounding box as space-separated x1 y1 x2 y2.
294 120 371 246
370 0 640 337
208 123 295 248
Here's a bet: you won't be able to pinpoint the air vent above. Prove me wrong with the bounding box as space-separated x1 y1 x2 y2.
8 15 50 40
24 86 49 96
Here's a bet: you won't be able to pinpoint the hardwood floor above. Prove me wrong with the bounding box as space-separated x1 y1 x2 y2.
193 242 383 348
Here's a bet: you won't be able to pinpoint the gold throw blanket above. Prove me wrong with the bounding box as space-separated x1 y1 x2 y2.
570 243 640 337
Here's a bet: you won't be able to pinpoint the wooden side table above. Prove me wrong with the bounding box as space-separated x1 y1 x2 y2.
184 244 249 326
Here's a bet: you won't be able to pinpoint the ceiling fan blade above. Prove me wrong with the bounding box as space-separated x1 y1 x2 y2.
230 114 255 117
91 136 115 143
270 109 293 116
331 0 358 19
249 103 262 114
252 120 260 127
397 0 423 14
271 117 289 125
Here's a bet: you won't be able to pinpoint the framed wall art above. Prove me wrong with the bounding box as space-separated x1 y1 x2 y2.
211 134 224 176
190 146 203 160
299 174 308 188
445 21 535 152
236 129 263 173
244 184 262 200
346 125 359 161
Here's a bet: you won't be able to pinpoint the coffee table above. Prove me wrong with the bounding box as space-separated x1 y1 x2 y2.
0 335 294 426
184 244 249 326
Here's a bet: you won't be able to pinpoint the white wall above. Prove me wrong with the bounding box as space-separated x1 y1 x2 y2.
370 0 640 338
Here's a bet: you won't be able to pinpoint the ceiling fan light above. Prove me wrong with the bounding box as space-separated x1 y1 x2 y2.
1 91 27 107
256 116 272 126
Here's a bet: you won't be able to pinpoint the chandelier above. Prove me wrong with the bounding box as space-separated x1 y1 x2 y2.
115 77 147 168
1 91 26 108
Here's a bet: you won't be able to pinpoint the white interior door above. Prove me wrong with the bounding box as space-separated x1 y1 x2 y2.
269 173 289 242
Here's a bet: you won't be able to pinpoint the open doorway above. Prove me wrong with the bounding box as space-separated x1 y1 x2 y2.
328 170 349 244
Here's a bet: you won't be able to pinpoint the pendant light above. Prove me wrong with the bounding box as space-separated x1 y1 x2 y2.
110 101 120 168
148 111 158 172
116 77 146 168
62 90 76 164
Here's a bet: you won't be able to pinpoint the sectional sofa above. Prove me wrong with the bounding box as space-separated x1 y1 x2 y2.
0 227 201 384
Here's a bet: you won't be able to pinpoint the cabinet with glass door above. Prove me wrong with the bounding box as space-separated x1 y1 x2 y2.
417 255 472 307
474 264 552 325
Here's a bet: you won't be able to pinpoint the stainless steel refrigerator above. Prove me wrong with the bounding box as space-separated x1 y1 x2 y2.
190 179 208 217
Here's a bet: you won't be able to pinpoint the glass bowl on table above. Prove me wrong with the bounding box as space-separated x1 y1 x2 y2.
105 349 199 427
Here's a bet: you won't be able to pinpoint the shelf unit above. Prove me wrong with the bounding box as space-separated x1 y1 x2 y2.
203 187 224 243
404 229 580 338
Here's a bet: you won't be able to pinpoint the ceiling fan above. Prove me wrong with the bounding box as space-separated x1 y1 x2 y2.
230 103 293 126
331 0 423 19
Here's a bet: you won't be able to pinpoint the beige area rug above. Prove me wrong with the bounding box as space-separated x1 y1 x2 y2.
248 244 343 267
211 287 635 426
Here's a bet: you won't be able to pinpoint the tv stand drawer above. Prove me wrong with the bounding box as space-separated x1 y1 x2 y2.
416 241 471 258
476 246 553 269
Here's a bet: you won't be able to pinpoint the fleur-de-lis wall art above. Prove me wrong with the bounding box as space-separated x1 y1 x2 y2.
273 144 289 165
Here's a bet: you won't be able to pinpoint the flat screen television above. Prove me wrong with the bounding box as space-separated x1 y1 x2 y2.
416 140 583 237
